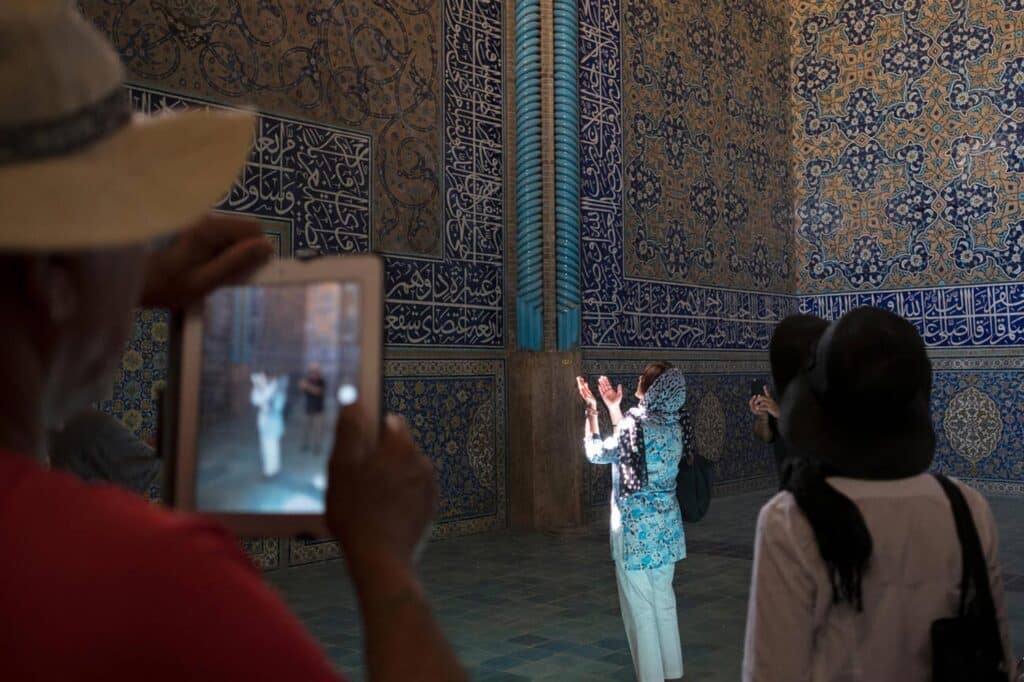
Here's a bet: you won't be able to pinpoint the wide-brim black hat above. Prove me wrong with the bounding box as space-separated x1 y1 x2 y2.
779 306 935 480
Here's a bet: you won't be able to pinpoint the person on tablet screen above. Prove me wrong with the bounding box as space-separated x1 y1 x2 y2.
251 372 288 477
0 3 466 680
300 363 327 454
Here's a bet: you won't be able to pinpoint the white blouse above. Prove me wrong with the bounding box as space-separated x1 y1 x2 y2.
743 474 1014 682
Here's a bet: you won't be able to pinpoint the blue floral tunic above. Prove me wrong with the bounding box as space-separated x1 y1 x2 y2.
585 370 687 571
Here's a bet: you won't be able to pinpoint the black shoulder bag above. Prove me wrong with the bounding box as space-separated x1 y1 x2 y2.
676 406 712 523
931 474 1008 682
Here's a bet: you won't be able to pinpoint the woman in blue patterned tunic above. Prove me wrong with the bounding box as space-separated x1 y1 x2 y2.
577 362 687 682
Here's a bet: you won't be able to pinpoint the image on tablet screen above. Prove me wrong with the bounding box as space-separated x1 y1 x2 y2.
195 282 361 513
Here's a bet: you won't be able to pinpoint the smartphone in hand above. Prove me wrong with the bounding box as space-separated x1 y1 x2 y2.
750 379 764 399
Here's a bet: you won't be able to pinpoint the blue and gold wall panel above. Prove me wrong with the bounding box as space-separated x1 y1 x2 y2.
579 0 796 352
789 0 1024 495
78 0 511 563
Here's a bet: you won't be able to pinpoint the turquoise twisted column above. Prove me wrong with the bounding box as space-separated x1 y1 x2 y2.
515 0 543 350
552 0 580 350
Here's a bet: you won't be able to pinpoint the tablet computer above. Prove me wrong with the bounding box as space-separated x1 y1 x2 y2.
168 255 382 537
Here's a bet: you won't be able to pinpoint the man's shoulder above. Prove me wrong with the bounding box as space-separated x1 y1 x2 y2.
0 456 343 681
0 456 247 580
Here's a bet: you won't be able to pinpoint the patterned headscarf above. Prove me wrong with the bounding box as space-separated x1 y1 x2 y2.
619 369 687 495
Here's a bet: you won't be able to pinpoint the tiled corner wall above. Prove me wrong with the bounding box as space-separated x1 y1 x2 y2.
578 0 795 504
79 0 509 571
791 0 1024 494
580 0 1024 501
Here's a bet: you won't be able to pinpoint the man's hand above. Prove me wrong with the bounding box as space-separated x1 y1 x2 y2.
325 407 466 681
141 213 274 311
326 406 438 572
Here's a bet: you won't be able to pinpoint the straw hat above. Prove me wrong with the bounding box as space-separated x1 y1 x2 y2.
0 0 255 250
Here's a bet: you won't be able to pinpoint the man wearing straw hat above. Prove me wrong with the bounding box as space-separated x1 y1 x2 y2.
0 2 464 680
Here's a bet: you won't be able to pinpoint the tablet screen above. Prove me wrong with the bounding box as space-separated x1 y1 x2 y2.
194 281 361 513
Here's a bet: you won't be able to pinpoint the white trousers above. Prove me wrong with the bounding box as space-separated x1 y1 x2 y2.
259 436 281 477
615 561 684 681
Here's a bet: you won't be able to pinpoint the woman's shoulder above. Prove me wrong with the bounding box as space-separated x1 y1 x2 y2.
756 491 816 541
949 478 998 533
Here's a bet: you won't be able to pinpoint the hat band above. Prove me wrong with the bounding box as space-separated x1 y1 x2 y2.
0 87 131 166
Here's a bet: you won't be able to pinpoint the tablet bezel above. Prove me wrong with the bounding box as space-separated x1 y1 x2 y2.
172 255 383 538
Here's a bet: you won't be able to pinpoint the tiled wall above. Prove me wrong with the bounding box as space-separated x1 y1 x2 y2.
580 0 1024 497
78 0 509 568
578 0 793 498
790 0 1024 494
580 0 797 352
790 0 1022 293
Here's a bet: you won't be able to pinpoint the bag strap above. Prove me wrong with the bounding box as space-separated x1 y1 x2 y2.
933 474 976 615
679 406 695 466
932 474 1004 662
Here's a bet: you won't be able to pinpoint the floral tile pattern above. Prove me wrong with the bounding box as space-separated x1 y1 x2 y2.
622 0 794 292
579 0 798 350
791 0 1024 293
931 354 1024 493
383 359 507 533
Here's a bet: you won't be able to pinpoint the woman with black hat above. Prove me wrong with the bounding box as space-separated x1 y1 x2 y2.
749 314 829 489
742 307 1013 681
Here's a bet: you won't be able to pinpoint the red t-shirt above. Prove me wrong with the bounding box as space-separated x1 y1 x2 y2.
0 451 345 681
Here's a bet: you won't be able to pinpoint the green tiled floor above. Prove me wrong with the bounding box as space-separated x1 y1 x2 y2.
267 490 1024 681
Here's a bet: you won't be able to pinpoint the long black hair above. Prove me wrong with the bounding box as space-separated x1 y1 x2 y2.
772 315 873 611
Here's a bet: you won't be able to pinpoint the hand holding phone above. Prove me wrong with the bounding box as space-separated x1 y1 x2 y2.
750 379 765 399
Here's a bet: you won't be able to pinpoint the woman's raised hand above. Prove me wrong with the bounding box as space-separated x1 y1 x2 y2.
576 377 598 409
751 386 781 419
597 376 623 409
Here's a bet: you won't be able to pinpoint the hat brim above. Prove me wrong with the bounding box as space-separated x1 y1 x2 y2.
0 109 254 250
780 371 935 480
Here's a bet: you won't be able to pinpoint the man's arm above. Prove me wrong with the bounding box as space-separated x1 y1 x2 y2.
349 554 465 680
328 410 467 682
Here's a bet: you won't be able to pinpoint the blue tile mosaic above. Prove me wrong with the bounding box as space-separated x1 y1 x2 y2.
791 0 1023 292
130 76 504 351
132 87 373 252
578 0 796 350
800 283 1024 347
384 365 507 528
930 355 1024 494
